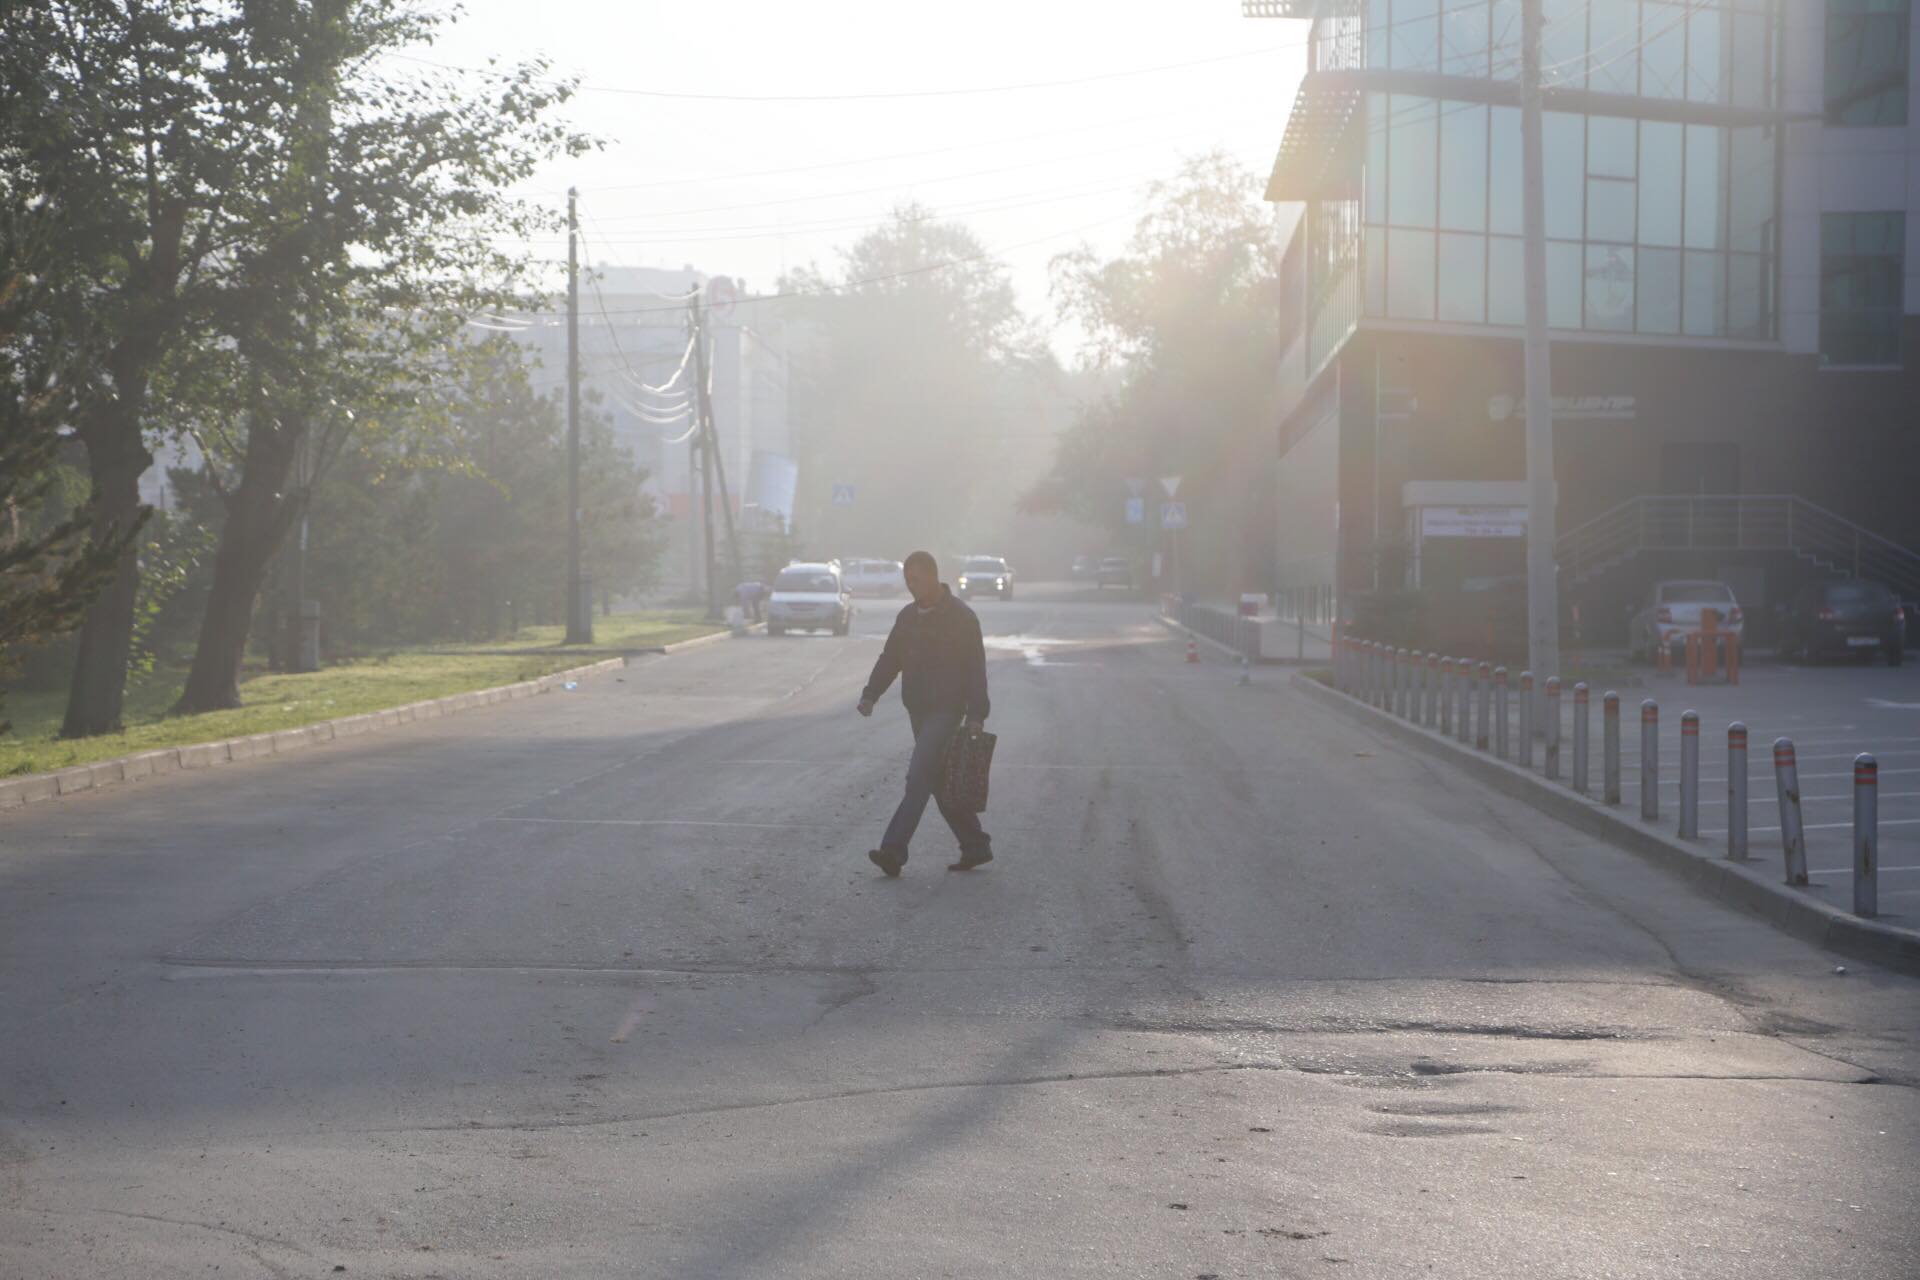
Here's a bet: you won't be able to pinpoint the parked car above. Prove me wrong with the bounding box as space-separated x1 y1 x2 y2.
957 556 1014 600
1781 579 1905 665
1094 556 1134 590
1628 579 1744 662
841 557 904 598
767 562 852 636
1071 554 1097 581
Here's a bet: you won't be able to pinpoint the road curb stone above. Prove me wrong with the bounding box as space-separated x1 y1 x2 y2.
1292 670 1920 977
0 655 628 815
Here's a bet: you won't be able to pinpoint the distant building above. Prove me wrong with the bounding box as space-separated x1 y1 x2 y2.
512 266 792 598
1261 0 1919 635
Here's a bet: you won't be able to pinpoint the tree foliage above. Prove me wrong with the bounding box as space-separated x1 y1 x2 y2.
1034 153 1286 593
1 0 590 726
779 206 1064 559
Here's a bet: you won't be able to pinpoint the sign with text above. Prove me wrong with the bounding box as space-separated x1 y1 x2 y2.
1420 505 1526 538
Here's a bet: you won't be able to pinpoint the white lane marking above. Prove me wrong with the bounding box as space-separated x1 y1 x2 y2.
1698 790 1920 807
496 816 840 829
718 759 1183 771
1704 819 1920 835
1867 699 1920 710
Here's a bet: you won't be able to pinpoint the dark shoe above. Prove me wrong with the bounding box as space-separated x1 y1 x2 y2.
947 847 993 872
868 848 905 877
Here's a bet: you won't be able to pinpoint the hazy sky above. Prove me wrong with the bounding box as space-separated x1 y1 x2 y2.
406 1 1309 356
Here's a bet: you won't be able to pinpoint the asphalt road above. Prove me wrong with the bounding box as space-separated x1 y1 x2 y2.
3 586 1917 1278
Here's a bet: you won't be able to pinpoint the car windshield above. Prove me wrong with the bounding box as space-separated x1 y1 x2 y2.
1659 582 1735 604
1100 558 1128 568
964 559 1005 573
774 570 838 592
1825 582 1892 606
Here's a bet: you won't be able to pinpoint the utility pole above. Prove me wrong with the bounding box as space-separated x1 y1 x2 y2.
564 186 591 644
1519 0 1559 714
690 296 719 619
699 327 744 608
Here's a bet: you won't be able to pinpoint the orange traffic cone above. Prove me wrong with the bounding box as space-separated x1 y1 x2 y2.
1185 640 1199 664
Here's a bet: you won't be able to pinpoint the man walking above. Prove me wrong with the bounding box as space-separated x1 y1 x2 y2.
857 550 993 876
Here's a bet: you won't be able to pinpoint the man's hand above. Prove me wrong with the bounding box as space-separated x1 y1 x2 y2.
857 699 874 718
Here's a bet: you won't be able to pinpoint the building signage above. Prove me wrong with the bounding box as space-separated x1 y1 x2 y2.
1487 393 1637 422
1420 505 1526 538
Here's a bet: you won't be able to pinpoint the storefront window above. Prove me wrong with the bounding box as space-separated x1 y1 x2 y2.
1588 0 1640 94
1441 0 1489 74
1488 235 1525 323
1488 106 1522 235
1821 212 1906 365
1388 228 1438 318
1389 96 1440 226
1438 232 1488 320
1638 122 1683 246
1392 0 1442 70
1637 247 1683 332
1826 0 1909 125
1544 112 1585 238
1585 244 1637 330
1439 105 1488 231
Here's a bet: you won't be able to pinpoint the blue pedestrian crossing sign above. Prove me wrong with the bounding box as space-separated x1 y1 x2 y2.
1124 496 1145 524
831 483 856 506
1160 500 1187 530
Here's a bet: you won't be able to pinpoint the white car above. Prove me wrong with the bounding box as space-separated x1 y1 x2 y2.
957 556 1013 600
1629 579 1744 662
767 563 853 636
841 558 904 597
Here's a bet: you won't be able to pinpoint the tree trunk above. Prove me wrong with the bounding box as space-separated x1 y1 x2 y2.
173 428 301 715
59 416 152 739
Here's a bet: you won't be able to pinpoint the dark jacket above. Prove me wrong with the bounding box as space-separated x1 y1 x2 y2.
861 585 990 721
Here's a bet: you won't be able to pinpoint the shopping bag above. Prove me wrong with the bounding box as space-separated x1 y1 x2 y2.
941 724 997 814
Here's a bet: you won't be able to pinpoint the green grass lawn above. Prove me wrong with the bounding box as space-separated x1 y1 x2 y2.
0 610 721 778
428 609 721 655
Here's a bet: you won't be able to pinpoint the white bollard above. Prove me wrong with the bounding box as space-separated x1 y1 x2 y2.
1455 660 1472 745
1476 662 1492 751
1571 683 1590 794
1396 648 1410 718
1494 667 1510 761
1410 650 1426 724
1543 677 1562 781
1426 652 1440 726
1727 723 1748 861
1773 737 1807 885
1439 659 1454 736
1640 699 1659 821
1679 710 1700 838
1518 672 1534 769
1854 753 1877 917
1603 692 1621 805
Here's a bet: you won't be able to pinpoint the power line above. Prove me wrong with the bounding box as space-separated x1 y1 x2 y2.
383 0 1504 105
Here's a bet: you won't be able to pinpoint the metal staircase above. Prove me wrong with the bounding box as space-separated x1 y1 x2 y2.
1556 495 1920 602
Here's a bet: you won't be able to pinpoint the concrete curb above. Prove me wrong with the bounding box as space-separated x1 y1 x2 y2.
1291 671 1920 977
1157 611 1327 667
0 656 628 816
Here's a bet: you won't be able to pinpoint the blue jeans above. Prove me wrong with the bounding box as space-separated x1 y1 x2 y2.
879 709 991 861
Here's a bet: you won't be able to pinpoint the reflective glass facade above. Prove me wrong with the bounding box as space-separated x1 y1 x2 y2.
1821 212 1907 365
1301 0 1783 369
1825 0 1910 125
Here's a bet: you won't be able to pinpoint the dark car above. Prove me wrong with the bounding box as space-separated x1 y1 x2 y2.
1782 579 1905 665
1094 556 1133 590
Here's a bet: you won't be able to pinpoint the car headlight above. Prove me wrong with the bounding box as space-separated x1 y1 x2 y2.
959 577 969 587
995 578 1004 587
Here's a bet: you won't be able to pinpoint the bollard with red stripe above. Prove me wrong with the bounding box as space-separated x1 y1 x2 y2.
1726 723 1749 861
1476 662 1492 751
1425 652 1440 726
1773 738 1807 885
1439 658 1454 736
1640 700 1659 821
1571 683 1590 794
1602 691 1621 804
1543 677 1562 780
1518 672 1535 769
1455 658 1472 745
1679 710 1700 838
1494 667 1510 760
1854 753 1877 917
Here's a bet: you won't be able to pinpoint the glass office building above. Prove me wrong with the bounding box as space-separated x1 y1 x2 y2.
1261 0 1919 631
1280 0 1786 373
